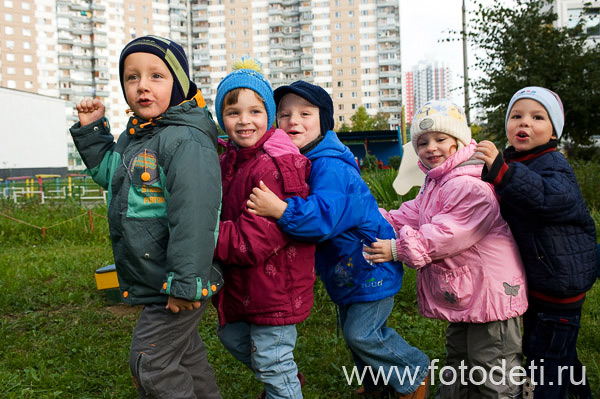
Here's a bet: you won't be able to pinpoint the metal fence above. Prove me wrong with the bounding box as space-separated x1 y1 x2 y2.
0 174 107 204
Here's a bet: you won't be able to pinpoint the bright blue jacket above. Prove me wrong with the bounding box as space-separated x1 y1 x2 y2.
278 131 403 305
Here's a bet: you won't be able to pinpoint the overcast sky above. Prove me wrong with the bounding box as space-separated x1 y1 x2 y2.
399 0 476 106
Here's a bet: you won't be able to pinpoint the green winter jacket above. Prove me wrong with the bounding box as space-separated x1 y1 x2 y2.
70 93 222 305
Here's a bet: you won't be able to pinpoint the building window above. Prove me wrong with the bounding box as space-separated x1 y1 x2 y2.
5 26 14 35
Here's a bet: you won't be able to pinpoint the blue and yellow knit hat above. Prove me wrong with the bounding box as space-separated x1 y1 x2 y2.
214 57 276 131
505 86 565 139
119 35 197 108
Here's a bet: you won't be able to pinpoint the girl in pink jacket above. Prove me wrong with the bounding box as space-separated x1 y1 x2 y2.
365 100 528 399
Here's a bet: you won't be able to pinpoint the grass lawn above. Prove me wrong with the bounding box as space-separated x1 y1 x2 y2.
1 203 599 398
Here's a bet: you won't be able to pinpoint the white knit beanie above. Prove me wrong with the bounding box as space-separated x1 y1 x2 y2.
410 100 471 152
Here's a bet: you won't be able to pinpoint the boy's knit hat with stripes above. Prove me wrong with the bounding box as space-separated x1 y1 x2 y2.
119 35 197 107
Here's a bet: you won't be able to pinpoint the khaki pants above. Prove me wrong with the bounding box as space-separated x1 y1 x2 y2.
129 300 221 399
438 318 522 399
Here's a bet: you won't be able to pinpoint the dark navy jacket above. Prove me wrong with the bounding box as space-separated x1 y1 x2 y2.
278 131 403 305
482 140 597 305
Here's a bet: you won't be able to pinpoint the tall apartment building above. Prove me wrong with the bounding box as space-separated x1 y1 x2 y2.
554 0 600 44
403 61 452 123
1 0 402 170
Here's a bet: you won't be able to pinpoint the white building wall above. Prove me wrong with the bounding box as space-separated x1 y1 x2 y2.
0 87 67 172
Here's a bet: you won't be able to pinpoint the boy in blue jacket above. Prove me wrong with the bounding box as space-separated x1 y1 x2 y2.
476 86 597 399
247 81 430 398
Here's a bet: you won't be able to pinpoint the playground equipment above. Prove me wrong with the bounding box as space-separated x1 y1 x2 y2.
0 174 107 204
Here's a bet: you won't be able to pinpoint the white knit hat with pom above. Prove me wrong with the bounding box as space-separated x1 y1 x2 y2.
410 100 471 151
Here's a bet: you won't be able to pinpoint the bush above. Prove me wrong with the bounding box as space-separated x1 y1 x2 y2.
362 153 379 171
571 160 600 211
563 142 600 162
388 155 401 170
362 169 419 211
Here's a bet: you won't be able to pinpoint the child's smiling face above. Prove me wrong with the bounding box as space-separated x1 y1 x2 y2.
276 93 321 150
222 88 269 148
506 98 556 152
416 132 458 169
122 52 173 120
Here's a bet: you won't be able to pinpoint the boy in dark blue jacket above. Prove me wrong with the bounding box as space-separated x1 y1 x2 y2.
247 81 430 398
476 86 597 399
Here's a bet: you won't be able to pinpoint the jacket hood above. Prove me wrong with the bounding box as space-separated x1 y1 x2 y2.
305 130 359 173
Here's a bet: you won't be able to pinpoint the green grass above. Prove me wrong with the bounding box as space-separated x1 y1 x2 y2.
1 202 599 398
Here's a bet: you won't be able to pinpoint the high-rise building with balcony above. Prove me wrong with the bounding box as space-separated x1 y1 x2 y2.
1 0 402 170
403 61 452 123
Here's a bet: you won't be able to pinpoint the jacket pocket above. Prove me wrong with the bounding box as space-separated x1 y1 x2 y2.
426 263 474 310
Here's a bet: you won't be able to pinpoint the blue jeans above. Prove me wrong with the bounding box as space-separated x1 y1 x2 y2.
218 321 302 399
339 297 430 395
523 303 591 399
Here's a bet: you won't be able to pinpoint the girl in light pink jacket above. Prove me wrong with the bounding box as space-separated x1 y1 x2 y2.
365 100 527 399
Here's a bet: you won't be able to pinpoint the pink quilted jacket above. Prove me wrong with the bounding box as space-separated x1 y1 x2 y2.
382 141 528 323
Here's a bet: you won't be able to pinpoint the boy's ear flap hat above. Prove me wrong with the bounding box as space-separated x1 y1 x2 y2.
214 57 275 131
410 100 471 152
119 35 197 108
274 81 334 135
505 86 565 139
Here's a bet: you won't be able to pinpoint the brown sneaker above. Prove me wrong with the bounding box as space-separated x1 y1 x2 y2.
355 385 394 398
395 374 429 399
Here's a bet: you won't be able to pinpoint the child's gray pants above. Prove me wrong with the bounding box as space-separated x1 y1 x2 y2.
129 300 221 399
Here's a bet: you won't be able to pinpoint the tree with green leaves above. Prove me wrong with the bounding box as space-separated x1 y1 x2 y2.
466 0 600 146
342 106 391 131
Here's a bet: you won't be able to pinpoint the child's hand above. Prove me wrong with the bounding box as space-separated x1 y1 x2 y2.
76 98 105 127
474 140 500 170
363 239 393 263
166 296 201 313
247 181 288 220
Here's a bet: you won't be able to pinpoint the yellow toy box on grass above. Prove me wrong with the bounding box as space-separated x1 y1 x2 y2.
94 264 121 304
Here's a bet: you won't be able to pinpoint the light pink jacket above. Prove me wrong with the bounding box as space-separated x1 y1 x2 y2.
382 140 527 323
